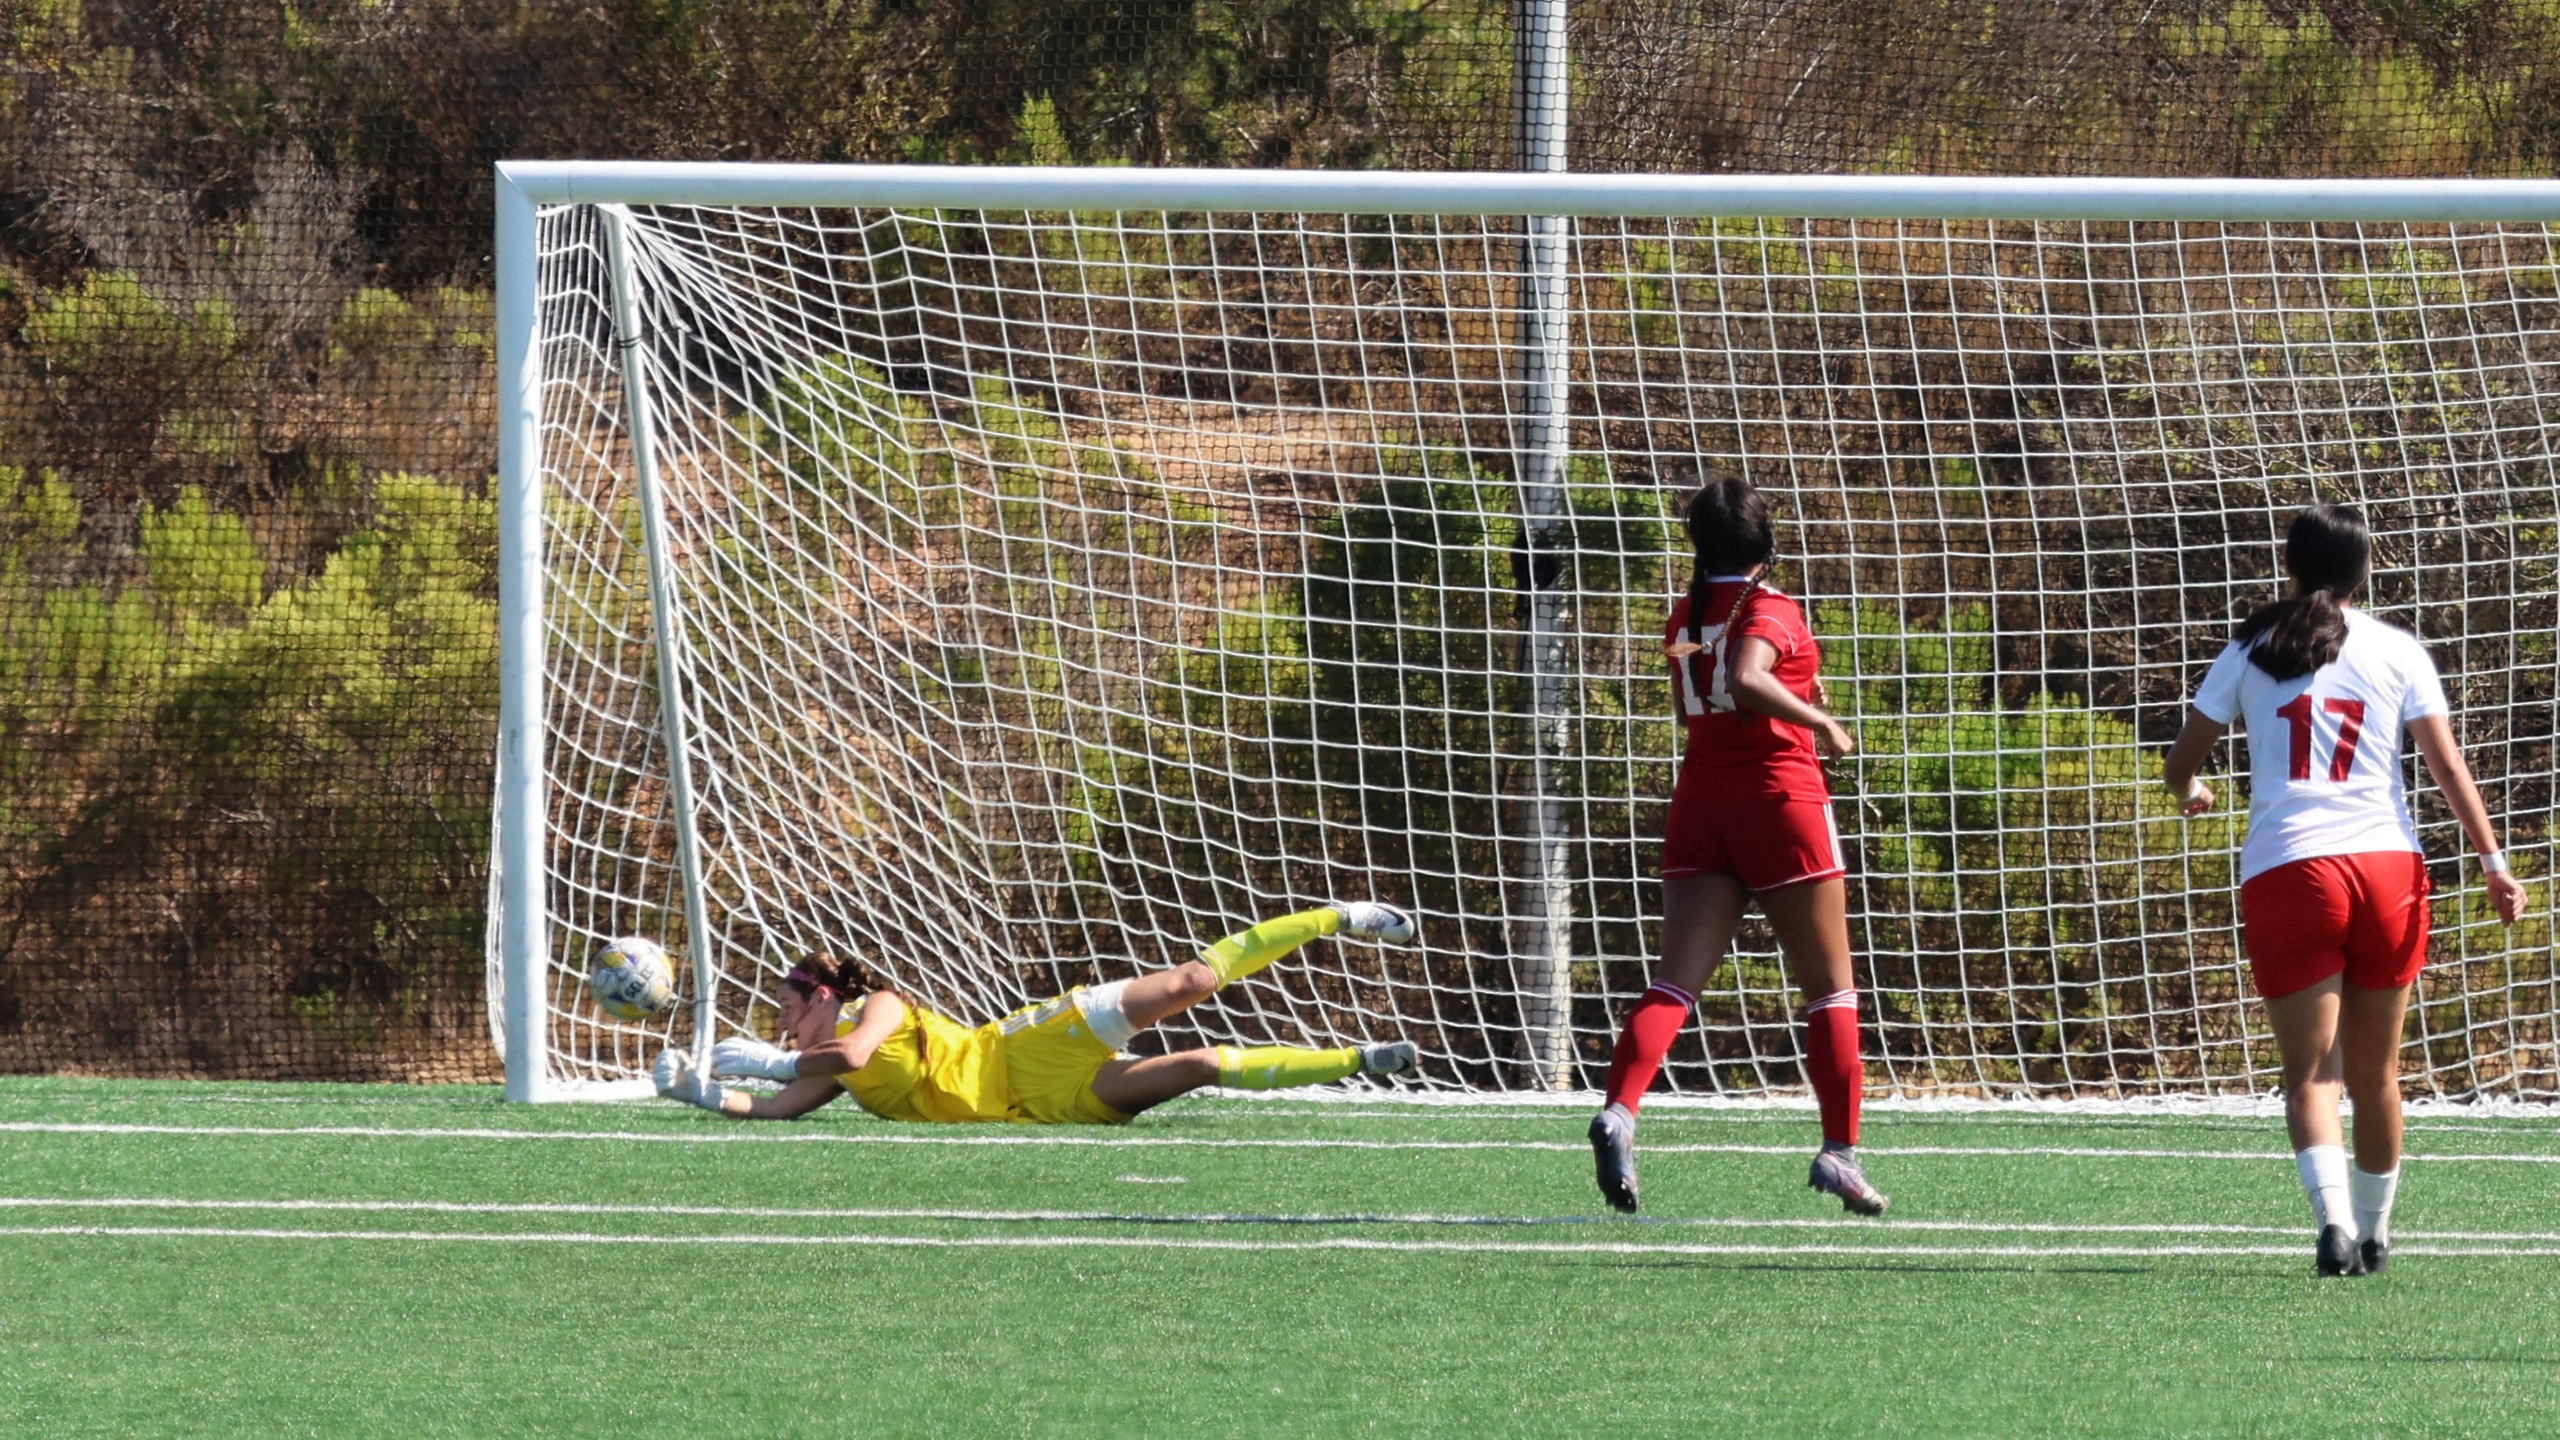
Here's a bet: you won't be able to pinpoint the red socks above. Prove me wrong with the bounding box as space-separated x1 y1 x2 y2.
1803 988 1864 1147
1603 981 1695 1113
1607 981 1864 1145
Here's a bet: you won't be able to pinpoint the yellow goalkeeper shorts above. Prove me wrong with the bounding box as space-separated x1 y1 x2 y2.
996 990 1134 1126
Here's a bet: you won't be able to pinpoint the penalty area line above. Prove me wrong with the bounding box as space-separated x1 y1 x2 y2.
3 1120 2557 1164
0 1223 2553 1260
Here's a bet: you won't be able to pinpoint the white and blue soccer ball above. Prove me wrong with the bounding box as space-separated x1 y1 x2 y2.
588 937 676 1021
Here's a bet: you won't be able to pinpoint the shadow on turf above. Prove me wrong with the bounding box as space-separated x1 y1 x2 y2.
2302 1355 2560 1367
1566 1260 2263 1278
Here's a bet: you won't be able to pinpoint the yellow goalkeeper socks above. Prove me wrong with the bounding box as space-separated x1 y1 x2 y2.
1215 1044 1363 1091
1200 907 1340 986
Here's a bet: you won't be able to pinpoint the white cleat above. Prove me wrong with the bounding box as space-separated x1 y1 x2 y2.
1358 1040 1419 1078
1333 900 1416 945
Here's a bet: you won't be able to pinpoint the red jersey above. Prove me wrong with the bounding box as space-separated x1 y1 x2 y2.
1666 578 1830 803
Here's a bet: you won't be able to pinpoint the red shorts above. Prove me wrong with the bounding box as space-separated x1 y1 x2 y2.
2239 851 2433 999
1662 792 1845 892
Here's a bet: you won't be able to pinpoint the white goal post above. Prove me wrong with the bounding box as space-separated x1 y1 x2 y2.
490 161 2560 1104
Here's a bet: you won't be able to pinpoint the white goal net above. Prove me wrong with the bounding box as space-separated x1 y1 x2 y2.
490 165 2559 1104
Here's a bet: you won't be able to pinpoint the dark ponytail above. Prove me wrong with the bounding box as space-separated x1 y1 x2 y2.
1682 470 1778 626
781 952 874 1000
2234 503 2370 681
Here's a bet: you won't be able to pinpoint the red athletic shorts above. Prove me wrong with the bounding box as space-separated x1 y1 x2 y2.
1662 792 1845 892
2239 851 2433 999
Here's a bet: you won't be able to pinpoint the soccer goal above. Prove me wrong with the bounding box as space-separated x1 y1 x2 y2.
490 163 2560 1104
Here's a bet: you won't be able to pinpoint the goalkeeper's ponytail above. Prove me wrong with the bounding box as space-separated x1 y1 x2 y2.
2235 503 2370 682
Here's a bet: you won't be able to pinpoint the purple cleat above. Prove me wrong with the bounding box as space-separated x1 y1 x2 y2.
1809 1142 1890 1217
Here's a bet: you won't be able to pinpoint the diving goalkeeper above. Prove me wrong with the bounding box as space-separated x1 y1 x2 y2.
653 903 1419 1124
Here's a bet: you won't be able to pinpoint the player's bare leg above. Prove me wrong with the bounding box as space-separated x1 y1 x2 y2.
1656 874 1754 997
1113 961 1224 1030
2267 977 2347 1150
2340 980 2414 1274
1090 1050 1221 1113
2267 975 2362 1275
1593 873 1748 1213
1763 877 1886 1216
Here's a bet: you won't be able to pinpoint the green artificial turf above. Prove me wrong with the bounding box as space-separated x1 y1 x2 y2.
1 1077 2554 1437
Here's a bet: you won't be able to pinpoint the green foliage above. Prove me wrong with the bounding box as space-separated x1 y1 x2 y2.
9 0 2560 1086
23 273 238 379
1015 96 1075 167
0 469 498 1044
1296 460 1515 850
2164 1 2502 170
331 288 427 360
0 466 79 551
141 490 265 626
726 353 947 597
1820 600 2241 1083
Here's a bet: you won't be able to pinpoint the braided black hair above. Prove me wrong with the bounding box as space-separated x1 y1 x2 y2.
2234 504 2370 681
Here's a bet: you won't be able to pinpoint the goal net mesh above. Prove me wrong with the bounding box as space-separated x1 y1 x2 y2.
505 197 2559 1101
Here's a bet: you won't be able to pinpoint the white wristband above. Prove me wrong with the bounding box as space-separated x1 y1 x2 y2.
2480 851 2511 875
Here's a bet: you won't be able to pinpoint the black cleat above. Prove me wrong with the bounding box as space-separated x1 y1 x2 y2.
2359 1237 2390 1275
2316 1224 2366 1277
1808 1143 1890 1217
1589 1106 1640 1214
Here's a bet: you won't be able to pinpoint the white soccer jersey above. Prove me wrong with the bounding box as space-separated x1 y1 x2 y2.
2192 607 2450 882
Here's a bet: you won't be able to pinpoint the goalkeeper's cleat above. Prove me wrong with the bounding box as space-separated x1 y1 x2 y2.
1358 1039 1419 1078
2359 1237 2390 1276
1332 901 1416 945
1808 1142 1890 1217
1589 1104 1640 1214
2315 1224 2366 1277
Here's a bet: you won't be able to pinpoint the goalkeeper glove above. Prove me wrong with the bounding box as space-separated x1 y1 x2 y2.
710 1036 801 1081
652 1049 733 1113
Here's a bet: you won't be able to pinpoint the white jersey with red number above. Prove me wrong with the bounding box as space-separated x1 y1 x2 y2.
2191 607 2449 882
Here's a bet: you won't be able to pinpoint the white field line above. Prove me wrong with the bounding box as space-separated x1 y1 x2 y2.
1189 1087 2560 1120
2 1222 2554 1260
10 1103 2535 1145
3 1120 2555 1163
1 1196 2552 1244
1197 1110 2547 1138
4 1091 2545 1133
11 1091 2551 1129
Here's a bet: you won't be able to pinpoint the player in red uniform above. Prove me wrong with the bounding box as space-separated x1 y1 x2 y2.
1589 471 1885 1216
2165 503 2526 1275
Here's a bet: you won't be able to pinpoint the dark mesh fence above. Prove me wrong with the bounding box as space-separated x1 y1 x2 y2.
4 0 2558 1080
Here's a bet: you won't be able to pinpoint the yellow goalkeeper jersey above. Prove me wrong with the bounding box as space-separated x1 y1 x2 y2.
834 992 1130 1126
836 1002 1010 1124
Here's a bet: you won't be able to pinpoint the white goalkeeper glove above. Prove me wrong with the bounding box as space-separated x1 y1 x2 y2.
652 1049 734 1113
710 1036 802 1081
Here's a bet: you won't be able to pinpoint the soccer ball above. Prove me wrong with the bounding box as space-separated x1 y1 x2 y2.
589 937 676 1021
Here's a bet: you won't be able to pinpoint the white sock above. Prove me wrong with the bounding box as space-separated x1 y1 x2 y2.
2295 1144 2353 1234
2351 1165 2400 1247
